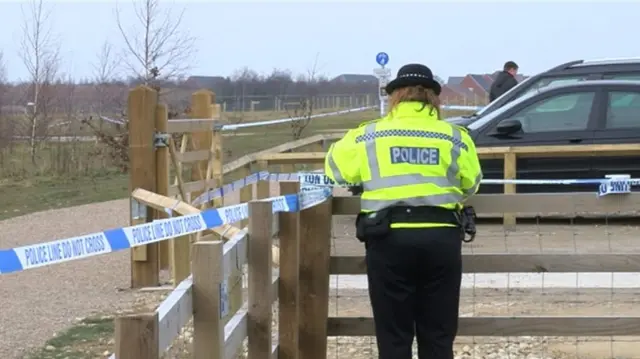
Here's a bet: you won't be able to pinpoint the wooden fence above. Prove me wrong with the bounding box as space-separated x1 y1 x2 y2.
120 85 640 358
114 180 332 359
127 86 333 289
116 188 640 358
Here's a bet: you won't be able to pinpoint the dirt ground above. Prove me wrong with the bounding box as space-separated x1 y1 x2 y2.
6 184 640 359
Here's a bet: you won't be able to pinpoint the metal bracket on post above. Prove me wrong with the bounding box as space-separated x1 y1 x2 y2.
154 132 170 148
131 198 148 221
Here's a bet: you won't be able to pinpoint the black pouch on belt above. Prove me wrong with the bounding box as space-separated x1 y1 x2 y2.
355 208 391 242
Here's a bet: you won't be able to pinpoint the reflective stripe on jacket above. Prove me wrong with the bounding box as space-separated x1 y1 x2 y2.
325 101 483 215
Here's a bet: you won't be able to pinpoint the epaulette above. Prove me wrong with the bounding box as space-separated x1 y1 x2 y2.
358 118 382 128
452 123 469 133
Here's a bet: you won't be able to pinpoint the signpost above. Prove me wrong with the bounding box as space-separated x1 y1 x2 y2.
374 52 392 117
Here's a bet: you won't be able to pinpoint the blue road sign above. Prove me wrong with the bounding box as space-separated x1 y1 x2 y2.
376 52 389 67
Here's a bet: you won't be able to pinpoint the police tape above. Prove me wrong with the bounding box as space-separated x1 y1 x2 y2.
294 173 638 197
191 171 640 207
217 105 485 131
220 106 375 131
0 189 332 275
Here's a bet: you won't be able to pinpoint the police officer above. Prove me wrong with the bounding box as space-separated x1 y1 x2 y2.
324 64 482 359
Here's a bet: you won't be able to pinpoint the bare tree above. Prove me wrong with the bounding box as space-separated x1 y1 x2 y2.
288 53 323 140
19 0 60 164
0 51 5 85
81 41 129 173
115 0 196 86
0 50 13 159
92 41 124 126
0 51 6 114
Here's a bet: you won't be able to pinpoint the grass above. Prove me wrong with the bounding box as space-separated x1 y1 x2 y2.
0 108 473 221
0 173 129 221
23 317 115 359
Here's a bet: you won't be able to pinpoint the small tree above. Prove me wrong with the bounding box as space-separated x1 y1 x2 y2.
287 54 322 140
85 0 196 173
115 0 196 86
19 0 60 165
92 41 123 126
0 51 14 167
80 41 129 173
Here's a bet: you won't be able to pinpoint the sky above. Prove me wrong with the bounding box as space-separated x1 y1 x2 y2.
1 0 639 83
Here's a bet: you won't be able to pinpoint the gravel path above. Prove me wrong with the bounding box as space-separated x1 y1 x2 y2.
0 199 134 358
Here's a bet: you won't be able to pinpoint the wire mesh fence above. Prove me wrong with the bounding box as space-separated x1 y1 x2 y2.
328 213 640 359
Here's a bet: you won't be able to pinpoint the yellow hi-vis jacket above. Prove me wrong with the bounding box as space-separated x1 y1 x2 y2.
325 101 483 227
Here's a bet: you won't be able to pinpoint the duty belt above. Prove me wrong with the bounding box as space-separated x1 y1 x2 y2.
388 206 461 226
387 205 477 243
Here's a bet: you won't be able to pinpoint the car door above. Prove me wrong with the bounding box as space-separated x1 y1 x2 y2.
591 84 640 183
473 88 599 193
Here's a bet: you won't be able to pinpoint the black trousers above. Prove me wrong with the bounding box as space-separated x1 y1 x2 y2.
366 227 462 359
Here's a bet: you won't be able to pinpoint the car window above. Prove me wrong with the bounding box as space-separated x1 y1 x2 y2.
605 74 640 81
521 76 589 96
508 92 595 133
606 91 640 128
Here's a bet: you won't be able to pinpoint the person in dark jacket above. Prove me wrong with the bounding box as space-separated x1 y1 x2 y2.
489 61 519 102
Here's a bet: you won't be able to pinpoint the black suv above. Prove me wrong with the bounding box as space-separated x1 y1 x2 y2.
448 58 640 123
451 79 640 194
445 58 640 194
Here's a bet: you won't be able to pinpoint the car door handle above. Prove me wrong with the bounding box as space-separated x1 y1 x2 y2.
569 138 583 144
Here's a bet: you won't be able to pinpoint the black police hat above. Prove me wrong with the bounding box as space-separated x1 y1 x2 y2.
385 63 442 96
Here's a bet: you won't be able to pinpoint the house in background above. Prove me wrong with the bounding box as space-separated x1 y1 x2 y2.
440 84 473 104
458 74 490 103
447 76 465 86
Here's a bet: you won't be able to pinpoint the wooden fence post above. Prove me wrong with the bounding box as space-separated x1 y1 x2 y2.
311 141 325 171
170 231 191 286
155 103 170 270
192 241 225 359
278 182 301 359
256 160 270 199
190 90 215 206
210 98 224 209
115 312 159 359
298 195 332 359
503 152 516 229
239 163 253 228
129 85 160 288
248 201 274 359
281 163 295 175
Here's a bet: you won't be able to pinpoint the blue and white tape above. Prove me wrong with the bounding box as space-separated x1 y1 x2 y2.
191 171 639 207
217 104 484 131
5 169 632 274
0 189 331 275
